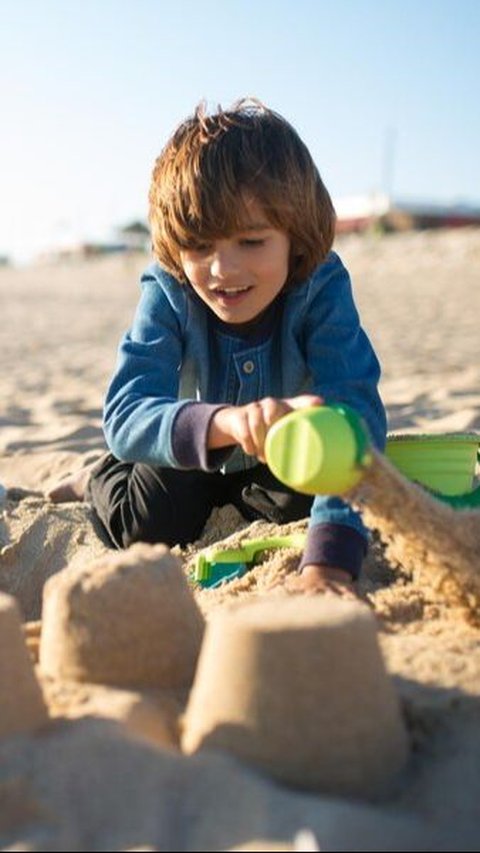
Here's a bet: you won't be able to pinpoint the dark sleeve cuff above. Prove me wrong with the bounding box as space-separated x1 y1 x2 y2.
298 523 367 580
172 402 235 471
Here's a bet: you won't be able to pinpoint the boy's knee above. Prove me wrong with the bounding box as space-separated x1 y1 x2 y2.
102 503 204 551
108 509 169 550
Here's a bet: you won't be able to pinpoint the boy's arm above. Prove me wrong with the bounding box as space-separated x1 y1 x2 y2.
103 270 195 467
302 252 387 450
298 253 387 581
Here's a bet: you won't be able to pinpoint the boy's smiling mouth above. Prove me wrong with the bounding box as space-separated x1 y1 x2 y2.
211 285 252 293
211 285 253 303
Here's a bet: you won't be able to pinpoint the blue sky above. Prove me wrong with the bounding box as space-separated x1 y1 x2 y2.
1 0 479 262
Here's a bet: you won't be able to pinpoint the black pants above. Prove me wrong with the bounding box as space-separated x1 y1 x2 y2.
86 454 314 550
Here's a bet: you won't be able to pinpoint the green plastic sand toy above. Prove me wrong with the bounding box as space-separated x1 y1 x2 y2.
194 533 306 588
265 403 373 495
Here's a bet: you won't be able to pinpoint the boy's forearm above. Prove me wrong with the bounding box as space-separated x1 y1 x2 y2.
172 402 233 470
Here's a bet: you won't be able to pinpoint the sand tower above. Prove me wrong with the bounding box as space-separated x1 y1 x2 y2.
182 596 408 798
39 543 204 688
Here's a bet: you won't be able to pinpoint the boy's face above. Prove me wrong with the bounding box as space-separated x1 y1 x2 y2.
179 198 290 324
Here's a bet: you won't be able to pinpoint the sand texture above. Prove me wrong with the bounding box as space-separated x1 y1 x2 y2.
0 228 480 851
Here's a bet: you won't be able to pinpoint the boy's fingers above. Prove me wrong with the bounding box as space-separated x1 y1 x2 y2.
242 400 285 458
235 403 269 458
239 428 257 457
283 394 324 411
230 409 256 456
247 405 267 453
235 397 322 459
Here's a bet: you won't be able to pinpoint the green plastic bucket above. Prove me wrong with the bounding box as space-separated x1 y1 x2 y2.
385 433 479 496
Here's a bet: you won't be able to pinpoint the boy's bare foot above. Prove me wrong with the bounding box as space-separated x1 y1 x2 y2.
47 464 94 503
286 564 358 599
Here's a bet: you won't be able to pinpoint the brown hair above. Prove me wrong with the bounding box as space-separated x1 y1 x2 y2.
148 98 336 285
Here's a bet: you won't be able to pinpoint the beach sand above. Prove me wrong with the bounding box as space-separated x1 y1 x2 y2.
0 228 479 851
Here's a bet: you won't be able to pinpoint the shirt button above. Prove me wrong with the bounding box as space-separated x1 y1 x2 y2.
242 360 255 375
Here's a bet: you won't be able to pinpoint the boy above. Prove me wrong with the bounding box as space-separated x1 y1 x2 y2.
53 99 386 595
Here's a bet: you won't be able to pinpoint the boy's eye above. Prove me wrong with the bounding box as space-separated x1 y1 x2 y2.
240 238 265 247
185 242 212 254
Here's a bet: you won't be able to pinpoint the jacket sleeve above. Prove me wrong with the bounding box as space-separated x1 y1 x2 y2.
302 252 387 450
302 253 387 538
103 269 193 467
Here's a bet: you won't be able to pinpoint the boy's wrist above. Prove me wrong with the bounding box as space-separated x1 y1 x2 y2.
208 406 236 449
300 523 366 580
288 563 357 598
300 564 352 583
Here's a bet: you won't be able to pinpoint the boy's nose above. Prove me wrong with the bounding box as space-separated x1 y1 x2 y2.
210 248 239 278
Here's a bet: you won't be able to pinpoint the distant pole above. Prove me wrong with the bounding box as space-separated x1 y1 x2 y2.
382 127 397 202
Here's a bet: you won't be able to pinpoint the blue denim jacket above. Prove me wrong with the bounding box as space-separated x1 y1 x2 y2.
104 251 386 537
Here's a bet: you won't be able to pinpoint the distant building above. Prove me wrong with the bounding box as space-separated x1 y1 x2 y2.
116 220 151 253
334 194 480 234
34 219 151 265
36 242 130 264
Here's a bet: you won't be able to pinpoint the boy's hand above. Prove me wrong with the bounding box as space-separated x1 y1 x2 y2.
209 394 323 462
286 564 357 599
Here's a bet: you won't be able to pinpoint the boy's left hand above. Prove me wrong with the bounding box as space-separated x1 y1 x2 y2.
286 564 357 599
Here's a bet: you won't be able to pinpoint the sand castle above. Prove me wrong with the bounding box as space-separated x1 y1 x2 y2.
0 536 410 803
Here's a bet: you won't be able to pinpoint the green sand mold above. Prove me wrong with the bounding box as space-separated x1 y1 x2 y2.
265 404 372 496
386 432 479 496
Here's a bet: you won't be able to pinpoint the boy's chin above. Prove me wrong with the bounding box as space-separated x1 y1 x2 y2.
212 302 269 326
217 311 262 326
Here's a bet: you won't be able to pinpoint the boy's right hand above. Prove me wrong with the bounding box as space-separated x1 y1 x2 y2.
208 394 323 462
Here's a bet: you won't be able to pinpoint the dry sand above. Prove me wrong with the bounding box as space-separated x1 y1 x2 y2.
1 228 480 851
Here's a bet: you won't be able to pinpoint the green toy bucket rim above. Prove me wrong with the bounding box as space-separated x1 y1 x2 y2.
387 432 480 444
387 432 480 464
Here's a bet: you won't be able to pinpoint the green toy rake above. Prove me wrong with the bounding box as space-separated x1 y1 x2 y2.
193 533 306 588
